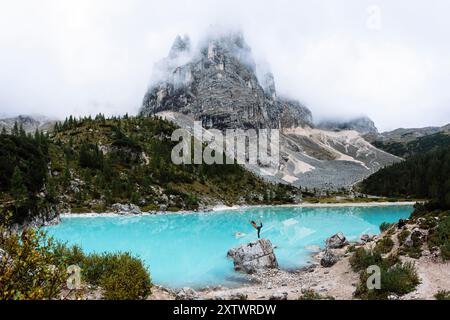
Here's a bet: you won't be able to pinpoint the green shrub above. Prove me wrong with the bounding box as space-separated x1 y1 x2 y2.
0 227 66 300
80 252 152 300
440 242 450 261
53 243 86 266
428 215 450 260
98 253 152 300
350 248 383 272
435 290 450 300
375 237 394 254
397 230 410 244
0 220 152 300
380 222 393 233
381 262 420 295
355 262 420 299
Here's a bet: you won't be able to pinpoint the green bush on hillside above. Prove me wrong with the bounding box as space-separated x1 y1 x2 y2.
379 222 393 233
428 215 450 260
0 225 66 300
375 237 394 254
1 221 153 300
354 261 420 300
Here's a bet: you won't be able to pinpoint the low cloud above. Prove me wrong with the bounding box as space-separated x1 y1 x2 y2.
0 0 449 131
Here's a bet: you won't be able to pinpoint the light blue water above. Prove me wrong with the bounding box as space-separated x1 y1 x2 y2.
45 205 412 288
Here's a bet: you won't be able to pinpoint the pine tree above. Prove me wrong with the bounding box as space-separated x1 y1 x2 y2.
11 166 27 201
12 121 19 136
19 124 26 137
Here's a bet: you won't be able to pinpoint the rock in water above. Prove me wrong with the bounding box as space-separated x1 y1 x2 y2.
227 239 279 274
325 232 348 249
320 250 338 268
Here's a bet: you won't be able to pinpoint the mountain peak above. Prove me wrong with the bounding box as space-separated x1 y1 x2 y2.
140 31 312 130
169 35 191 59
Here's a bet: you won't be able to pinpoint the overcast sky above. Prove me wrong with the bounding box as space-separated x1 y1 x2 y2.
0 0 449 131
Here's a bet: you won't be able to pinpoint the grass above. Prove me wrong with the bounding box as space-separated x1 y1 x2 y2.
375 237 394 254
349 248 383 272
435 290 450 300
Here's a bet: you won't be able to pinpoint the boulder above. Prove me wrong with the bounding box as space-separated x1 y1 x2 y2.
360 234 376 243
228 293 248 300
111 203 142 215
325 232 348 249
175 287 199 300
405 228 426 247
269 292 288 300
320 250 338 268
227 239 278 274
397 219 407 229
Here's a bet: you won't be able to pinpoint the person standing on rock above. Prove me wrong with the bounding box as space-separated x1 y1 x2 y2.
250 220 263 239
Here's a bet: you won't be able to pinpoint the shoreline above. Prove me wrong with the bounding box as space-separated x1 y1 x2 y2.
50 201 426 299
58 201 417 219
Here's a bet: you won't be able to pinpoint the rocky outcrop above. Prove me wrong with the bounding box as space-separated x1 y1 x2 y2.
140 31 313 130
325 232 348 249
227 239 279 274
360 234 376 243
269 291 288 300
9 205 60 232
320 250 339 268
317 116 379 135
175 287 199 300
111 203 142 215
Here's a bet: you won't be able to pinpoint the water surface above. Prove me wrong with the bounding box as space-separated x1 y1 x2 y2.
45 205 413 288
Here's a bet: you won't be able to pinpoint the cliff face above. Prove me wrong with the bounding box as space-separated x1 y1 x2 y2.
140 32 313 130
140 32 401 190
317 117 379 135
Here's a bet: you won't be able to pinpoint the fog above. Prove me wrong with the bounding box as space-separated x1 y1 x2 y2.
0 0 449 131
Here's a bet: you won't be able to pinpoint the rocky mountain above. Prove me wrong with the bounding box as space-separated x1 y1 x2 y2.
141 32 313 130
0 115 56 133
317 116 379 135
140 32 401 190
373 123 450 143
367 123 450 158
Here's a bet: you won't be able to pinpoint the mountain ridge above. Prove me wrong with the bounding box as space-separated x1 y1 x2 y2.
140 32 401 190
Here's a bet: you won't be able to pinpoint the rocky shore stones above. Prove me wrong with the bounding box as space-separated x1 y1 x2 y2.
269 291 288 300
111 203 142 215
227 239 279 274
360 234 376 243
325 232 348 249
176 287 199 300
320 250 339 268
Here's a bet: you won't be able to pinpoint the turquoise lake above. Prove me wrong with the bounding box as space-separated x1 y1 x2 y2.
45 205 413 288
